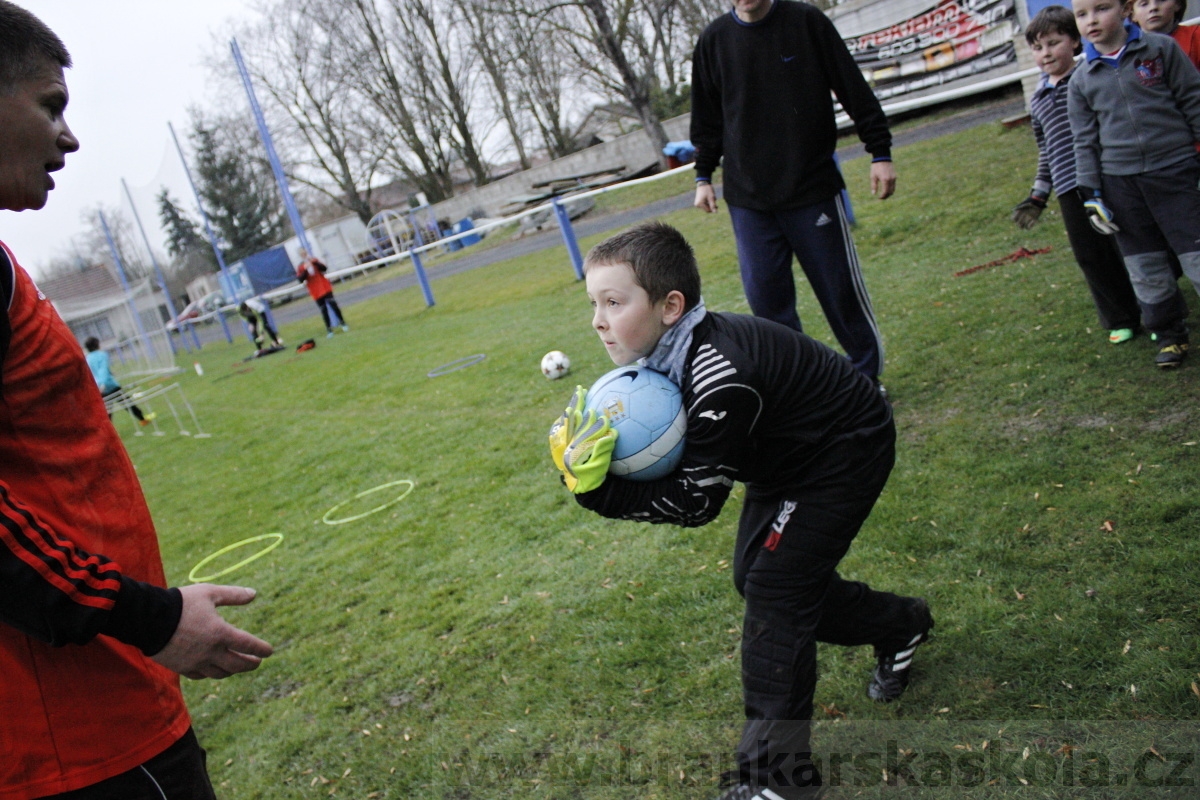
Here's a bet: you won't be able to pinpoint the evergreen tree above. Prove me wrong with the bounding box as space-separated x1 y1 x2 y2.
156 188 207 258
189 114 288 263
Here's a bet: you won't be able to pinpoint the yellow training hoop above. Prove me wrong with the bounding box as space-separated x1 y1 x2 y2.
322 479 415 525
188 533 284 583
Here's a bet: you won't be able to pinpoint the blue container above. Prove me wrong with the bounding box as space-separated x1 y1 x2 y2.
453 217 482 248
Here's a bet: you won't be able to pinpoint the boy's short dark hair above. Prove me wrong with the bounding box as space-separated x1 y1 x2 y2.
84 336 100 352
583 222 702 311
1025 5 1081 47
0 1 71 93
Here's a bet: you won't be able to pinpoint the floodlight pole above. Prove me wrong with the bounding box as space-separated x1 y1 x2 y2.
230 38 312 255
168 121 234 344
121 178 194 354
98 210 157 359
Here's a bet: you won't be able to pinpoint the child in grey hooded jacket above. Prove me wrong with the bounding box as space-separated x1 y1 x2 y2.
1067 14 1200 368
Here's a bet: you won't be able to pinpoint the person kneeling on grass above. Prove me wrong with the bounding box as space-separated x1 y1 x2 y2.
549 222 933 800
85 336 155 426
238 297 283 350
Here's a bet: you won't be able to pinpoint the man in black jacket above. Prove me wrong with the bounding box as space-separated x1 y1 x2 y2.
691 0 896 387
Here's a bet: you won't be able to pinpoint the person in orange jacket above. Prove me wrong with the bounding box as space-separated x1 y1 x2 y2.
296 249 349 338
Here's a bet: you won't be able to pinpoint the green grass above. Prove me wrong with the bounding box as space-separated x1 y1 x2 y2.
123 118 1200 799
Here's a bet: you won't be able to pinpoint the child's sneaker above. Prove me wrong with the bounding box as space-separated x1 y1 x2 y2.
138 412 157 427
868 598 934 702
326 331 335 339
1108 328 1134 344
1156 342 1188 369
341 324 350 333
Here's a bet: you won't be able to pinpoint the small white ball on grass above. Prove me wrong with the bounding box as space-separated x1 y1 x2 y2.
541 350 570 380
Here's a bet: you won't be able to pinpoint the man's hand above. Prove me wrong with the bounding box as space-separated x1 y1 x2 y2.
870 160 896 200
1011 195 1047 230
152 584 273 680
694 182 718 213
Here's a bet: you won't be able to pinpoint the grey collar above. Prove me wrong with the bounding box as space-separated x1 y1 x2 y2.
639 300 707 386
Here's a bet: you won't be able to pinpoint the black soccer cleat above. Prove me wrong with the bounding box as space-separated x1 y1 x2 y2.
868 598 934 702
716 784 824 800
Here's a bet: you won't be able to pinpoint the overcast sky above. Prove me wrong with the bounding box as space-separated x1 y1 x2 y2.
4 1 258 276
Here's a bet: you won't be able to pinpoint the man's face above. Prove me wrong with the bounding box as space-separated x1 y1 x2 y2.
733 0 773 23
1031 31 1079 80
0 62 78 212
1073 0 1127 52
586 262 671 366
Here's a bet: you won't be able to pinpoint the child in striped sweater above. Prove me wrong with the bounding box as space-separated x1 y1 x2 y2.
1012 5 1142 345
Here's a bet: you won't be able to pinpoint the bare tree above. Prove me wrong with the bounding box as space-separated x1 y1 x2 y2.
511 0 679 165
81 205 152 281
388 0 491 187
459 0 530 170
322 0 456 201
234 3 384 225
489 0 582 159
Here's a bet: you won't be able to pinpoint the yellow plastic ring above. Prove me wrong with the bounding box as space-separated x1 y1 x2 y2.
188 533 284 583
322 479 415 525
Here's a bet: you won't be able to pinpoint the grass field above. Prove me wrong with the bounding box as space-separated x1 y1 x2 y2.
122 117 1200 798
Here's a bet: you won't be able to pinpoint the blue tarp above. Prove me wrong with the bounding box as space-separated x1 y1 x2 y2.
242 247 296 294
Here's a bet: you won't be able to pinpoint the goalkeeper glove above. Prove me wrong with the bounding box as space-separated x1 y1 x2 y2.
1011 194 1047 230
548 387 617 494
1082 190 1119 235
549 386 586 474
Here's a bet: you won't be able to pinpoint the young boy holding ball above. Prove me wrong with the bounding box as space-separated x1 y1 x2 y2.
549 222 932 800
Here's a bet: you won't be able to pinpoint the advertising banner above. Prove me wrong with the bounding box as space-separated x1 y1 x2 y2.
844 0 1021 101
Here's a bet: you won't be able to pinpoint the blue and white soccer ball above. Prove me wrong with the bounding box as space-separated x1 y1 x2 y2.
585 366 686 481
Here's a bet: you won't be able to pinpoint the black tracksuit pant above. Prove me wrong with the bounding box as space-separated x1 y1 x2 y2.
315 293 345 331
1058 187 1142 332
732 422 920 792
101 386 145 422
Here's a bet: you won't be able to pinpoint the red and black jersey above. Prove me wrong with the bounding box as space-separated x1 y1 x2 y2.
297 257 334 300
0 242 189 799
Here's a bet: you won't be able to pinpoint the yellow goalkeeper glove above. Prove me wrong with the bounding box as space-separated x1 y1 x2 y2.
548 387 618 493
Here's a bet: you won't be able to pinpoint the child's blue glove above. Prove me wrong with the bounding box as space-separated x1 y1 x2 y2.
1082 190 1119 235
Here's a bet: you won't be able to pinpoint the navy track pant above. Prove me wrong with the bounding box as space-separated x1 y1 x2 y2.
731 425 921 793
728 194 884 379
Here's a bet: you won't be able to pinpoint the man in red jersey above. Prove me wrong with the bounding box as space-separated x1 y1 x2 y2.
0 4 273 798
